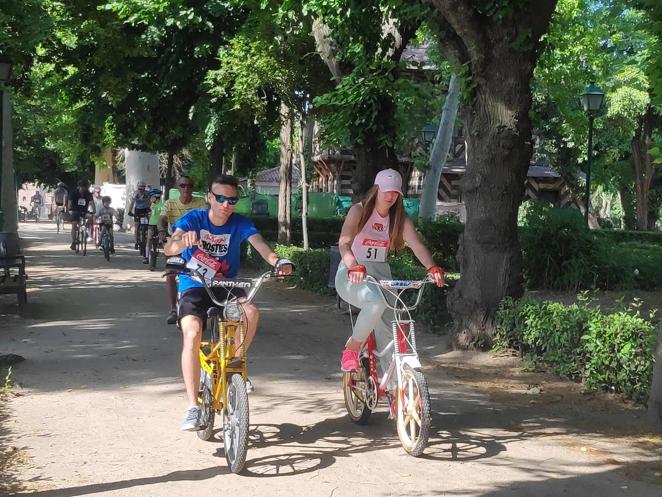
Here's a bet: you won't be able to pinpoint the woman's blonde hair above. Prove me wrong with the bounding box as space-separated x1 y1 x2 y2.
357 185 406 251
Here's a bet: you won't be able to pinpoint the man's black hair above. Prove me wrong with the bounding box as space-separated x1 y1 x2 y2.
209 174 239 191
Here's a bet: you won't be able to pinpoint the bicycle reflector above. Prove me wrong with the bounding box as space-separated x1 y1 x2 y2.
223 301 242 322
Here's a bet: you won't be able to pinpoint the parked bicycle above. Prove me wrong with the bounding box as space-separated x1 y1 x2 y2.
342 274 435 457
165 256 282 473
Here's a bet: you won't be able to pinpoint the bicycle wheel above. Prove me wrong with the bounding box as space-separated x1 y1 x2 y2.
396 364 431 457
74 226 80 254
196 368 216 441
223 373 249 474
82 227 87 256
342 358 373 424
56 212 61 234
102 232 110 261
148 238 157 270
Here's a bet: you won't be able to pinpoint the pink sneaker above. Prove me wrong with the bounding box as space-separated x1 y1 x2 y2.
340 348 359 372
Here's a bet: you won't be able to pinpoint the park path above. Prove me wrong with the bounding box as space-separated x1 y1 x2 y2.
0 222 660 496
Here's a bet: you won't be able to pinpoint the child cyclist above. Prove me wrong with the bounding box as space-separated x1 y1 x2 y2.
94 196 116 254
335 169 445 373
144 188 164 264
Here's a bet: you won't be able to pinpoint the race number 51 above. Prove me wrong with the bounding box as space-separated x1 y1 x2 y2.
186 249 222 281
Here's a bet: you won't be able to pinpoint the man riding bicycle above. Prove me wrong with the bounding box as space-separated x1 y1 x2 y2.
51 182 68 218
67 180 95 250
163 174 292 431
128 180 150 250
159 176 208 324
30 191 43 220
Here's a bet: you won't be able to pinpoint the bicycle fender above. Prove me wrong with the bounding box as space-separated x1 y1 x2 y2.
400 355 421 370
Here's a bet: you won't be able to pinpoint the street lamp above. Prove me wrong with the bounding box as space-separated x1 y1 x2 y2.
579 82 605 227
0 55 12 231
421 123 437 149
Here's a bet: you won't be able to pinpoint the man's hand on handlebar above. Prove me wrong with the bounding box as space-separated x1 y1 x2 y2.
175 230 199 248
274 258 294 277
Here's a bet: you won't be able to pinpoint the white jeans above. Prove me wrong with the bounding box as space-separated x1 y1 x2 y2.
335 261 396 372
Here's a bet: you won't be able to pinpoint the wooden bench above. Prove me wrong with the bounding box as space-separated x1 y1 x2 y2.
0 233 28 315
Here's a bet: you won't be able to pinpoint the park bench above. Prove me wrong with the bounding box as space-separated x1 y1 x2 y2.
0 232 28 315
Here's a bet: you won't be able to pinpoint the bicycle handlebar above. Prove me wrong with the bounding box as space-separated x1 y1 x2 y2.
364 274 433 313
164 256 285 309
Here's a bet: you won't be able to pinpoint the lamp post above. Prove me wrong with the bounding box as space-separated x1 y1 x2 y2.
421 123 437 151
0 55 13 231
579 82 605 227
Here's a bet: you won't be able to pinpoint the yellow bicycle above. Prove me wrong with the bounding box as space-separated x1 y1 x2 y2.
166 256 275 473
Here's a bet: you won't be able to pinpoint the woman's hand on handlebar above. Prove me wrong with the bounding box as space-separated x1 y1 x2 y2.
427 266 445 287
347 264 367 284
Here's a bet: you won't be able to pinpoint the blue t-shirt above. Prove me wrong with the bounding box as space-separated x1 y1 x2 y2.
173 209 258 293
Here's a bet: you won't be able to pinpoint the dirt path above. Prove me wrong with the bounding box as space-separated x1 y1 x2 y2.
1 222 660 496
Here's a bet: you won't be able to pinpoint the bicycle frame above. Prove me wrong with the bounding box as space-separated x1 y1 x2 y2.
349 276 431 402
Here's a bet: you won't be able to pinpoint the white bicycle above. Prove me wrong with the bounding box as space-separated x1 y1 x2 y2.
342 274 435 456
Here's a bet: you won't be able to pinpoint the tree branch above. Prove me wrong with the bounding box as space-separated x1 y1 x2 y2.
311 18 346 82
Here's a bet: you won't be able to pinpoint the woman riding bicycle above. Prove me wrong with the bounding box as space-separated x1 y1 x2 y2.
335 169 445 372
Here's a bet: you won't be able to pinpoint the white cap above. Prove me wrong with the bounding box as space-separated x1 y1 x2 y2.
374 169 402 194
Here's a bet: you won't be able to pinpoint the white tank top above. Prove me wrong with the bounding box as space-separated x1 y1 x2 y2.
351 207 390 263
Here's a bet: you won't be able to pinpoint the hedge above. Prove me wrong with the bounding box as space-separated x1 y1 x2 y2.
496 296 657 404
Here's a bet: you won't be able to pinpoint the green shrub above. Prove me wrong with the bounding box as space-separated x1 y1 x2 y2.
593 229 662 245
519 202 600 290
595 241 662 290
583 311 657 403
416 217 463 272
496 295 657 404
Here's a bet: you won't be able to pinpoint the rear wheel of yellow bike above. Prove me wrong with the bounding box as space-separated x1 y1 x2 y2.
196 368 215 441
223 373 249 473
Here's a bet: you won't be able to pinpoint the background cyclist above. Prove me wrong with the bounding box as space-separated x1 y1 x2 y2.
128 180 150 250
158 175 208 324
335 168 444 373
163 173 292 431
67 180 95 250
51 182 68 219
94 196 116 254
145 188 164 265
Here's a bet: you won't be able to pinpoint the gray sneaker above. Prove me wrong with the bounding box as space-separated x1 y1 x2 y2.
180 406 202 431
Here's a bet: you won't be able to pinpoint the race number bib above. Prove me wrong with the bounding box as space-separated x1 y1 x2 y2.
186 249 222 282
139 216 149 225
356 239 389 262
77 198 87 207
99 214 112 223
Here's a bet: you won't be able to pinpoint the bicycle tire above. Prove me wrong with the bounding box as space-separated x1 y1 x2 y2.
223 373 249 474
342 358 373 425
82 227 87 256
396 365 431 457
148 238 157 270
56 213 61 234
138 224 147 257
102 232 110 261
74 227 80 255
197 368 216 441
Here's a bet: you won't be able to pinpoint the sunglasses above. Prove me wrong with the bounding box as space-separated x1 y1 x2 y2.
211 193 239 205
178 183 193 189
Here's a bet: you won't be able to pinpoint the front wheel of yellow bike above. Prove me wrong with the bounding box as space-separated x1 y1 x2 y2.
223 373 249 473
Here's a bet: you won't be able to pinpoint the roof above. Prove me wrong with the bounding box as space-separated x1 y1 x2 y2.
441 160 561 179
254 166 302 185
400 45 435 71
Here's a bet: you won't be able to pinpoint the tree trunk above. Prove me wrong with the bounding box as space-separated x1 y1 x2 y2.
648 321 662 425
208 134 224 186
164 151 174 201
278 102 293 244
632 105 654 231
420 72 461 221
300 114 314 250
352 135 399 198
430 1 557 348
